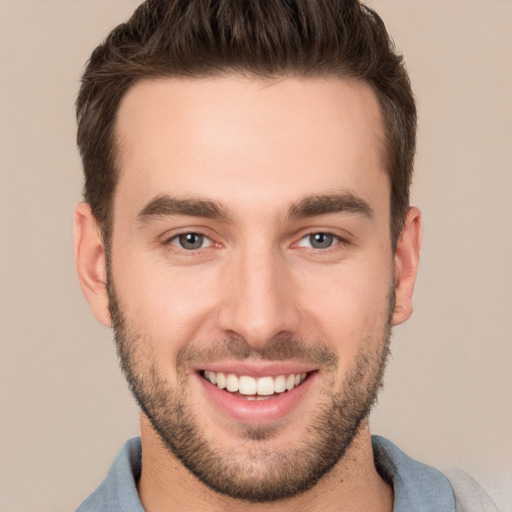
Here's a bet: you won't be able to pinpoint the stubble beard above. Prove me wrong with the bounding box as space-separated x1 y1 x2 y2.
107 275 393 503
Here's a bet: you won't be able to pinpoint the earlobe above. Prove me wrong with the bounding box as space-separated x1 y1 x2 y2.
74 203 112 327
392 207 422 326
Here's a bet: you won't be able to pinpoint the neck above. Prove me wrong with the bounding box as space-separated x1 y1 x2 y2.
137 415 393 512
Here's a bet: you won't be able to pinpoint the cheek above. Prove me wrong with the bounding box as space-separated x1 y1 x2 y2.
296 261 393 350
111 238 394 362
111 252 222 357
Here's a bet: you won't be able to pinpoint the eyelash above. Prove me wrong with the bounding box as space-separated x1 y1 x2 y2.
163 230 215 253
163 230 346 254
296 231 345 250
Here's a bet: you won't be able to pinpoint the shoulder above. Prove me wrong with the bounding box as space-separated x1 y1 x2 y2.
76 437 144 512
372 435 457 511
76 485 110 512
444 467 502 512
372 436 506 512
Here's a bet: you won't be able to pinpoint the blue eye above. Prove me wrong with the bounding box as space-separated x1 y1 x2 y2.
170 233 212 250
298 232 338 249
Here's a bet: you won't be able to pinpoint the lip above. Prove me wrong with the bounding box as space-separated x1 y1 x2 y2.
195 368 318 424
192 360 318 378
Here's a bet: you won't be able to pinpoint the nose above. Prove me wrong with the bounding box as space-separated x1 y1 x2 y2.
216 245 300 350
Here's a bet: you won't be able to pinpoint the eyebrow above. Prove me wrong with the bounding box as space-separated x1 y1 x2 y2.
137 195 231 223
287 193 374 220
137 191 373 225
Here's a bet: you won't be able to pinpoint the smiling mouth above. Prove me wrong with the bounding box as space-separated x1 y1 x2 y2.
201 371 310 401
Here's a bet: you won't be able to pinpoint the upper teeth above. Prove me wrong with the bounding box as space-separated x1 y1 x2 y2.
203 371 307 396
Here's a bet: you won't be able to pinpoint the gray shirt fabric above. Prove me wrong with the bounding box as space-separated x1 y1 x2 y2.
444 468 500 512
76 436 458 511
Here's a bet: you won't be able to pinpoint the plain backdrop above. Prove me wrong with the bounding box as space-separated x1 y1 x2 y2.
0 1 511 511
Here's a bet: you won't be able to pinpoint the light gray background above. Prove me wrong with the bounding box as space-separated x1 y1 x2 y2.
0 1 511 511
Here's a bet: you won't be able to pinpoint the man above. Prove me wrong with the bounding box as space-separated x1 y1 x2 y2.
72 1 491 511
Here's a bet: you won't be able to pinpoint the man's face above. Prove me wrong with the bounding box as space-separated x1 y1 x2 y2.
107 75 398 501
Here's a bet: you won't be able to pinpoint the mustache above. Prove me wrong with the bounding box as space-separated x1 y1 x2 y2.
176 334 338 372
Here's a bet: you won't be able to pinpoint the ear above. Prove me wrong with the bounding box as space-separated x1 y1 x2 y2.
392 207 422 326
74 203 112 327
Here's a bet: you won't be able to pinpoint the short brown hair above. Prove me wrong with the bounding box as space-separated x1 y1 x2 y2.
76 0 416 246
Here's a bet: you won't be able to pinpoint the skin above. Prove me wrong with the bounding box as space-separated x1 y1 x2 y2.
74 75 421 511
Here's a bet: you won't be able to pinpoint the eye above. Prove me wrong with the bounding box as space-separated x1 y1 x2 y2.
169 232 213 250
297 232 339 249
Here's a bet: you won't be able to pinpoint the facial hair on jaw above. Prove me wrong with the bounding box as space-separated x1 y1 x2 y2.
106 270 394 503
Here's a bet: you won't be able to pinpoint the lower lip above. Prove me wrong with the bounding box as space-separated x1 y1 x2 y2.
196 372 317 425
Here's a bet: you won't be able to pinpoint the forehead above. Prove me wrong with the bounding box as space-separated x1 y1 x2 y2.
114 75 389 221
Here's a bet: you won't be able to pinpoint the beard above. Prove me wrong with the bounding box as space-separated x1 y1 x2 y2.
107 275 393 503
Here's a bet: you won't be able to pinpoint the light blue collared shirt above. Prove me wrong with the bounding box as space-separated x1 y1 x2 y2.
77 435 458 511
